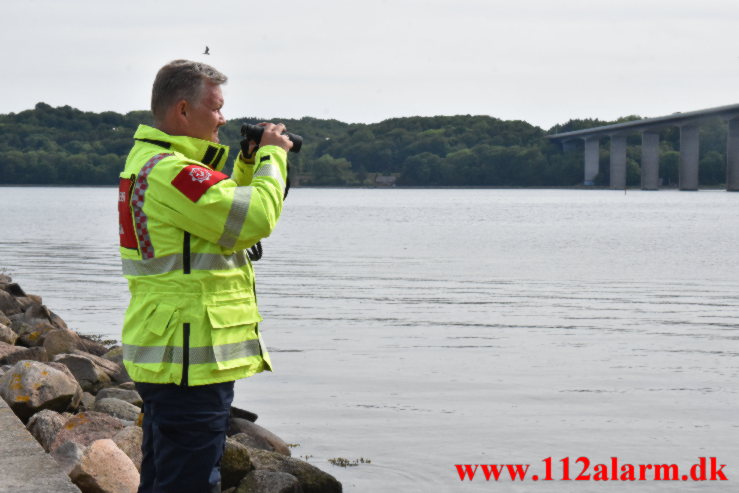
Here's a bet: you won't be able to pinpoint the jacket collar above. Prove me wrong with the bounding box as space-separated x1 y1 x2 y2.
133 125 230 171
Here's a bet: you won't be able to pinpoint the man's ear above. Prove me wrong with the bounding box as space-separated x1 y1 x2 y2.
175 99 189 121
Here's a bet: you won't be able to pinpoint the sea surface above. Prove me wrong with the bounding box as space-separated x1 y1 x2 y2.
1 187 738 492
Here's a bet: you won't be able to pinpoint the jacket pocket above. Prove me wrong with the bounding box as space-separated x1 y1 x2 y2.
147 303 179 337
123 302 180 372
206 299 263 370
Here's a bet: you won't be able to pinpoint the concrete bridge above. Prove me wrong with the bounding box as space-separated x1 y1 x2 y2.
546 103 739 191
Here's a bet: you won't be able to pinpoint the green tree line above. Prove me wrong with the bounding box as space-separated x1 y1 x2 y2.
0 102 729 187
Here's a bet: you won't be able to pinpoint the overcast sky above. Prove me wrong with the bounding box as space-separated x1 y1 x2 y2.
2 0 738 130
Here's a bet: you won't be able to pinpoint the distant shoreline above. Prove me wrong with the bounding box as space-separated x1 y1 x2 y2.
2 184 731 191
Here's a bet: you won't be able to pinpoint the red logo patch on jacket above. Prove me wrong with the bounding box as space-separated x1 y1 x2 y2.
171 164 228 202
118 177 138 249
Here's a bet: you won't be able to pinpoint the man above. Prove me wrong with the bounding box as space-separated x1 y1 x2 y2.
118 59 292 492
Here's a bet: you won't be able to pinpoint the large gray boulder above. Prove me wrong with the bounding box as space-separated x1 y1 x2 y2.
0 346 49 366
50 411 125 453
26 408 68 452
0 290 23 316
236 470 302 493
12 319 56 347
43 329 81 358
54 353 112 393
94 397 140 422
230 432 273 453
229 418 292 456
0 360 82 422
70 438 140 493
95 387 142 407
247 448 342 493
73 349 130 384
0 341 25 361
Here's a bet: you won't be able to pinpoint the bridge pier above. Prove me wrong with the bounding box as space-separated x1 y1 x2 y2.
609 134 627 189
727 117 739 191
583 136 599 185
641 131 660 190
679 124 699 190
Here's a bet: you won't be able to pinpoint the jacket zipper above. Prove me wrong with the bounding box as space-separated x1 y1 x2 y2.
181 231 191 386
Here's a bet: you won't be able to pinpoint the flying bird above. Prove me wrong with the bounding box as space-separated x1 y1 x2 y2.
203 46 210 55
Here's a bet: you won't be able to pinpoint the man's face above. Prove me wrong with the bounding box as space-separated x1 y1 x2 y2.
185 81 226 143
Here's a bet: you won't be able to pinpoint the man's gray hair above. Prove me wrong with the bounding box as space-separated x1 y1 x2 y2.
151 60 227 122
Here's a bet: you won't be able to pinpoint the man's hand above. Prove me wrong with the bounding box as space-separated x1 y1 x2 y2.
258 122 294 152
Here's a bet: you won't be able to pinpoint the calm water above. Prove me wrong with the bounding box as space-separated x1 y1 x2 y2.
1 187 738 492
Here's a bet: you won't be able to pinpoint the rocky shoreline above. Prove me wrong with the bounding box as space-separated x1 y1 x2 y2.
0 275 342 493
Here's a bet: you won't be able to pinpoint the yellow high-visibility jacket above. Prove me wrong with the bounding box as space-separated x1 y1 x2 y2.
118 124 287 386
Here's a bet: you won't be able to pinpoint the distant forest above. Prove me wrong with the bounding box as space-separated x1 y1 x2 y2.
0 102 730 187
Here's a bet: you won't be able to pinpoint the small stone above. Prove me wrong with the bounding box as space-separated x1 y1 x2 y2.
96 388 142 407
3 282 27 297
54 353 112 393
94 397 140 422
76 336 109 357
0 360 82 422
112 426 143 471
27 408 67 452
248 448 342 493
102 346 123 364
0 322 17 345
222 438 255 489
236 470 301 493
49 309 68 330
80 392 96 411
50 411 125 452
117 381 136 391
0 311 10 326
51 440 85 475
229 417 292 456
70 438 139 493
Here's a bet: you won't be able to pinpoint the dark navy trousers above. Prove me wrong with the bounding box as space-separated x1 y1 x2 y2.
135 381 234 493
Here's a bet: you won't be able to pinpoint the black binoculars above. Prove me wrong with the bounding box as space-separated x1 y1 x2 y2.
241 123 303 154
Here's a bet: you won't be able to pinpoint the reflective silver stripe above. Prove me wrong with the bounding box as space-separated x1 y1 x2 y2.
122 254 183 276
123 339 261 365
218 187 252 249
190 339 262 364
191 251 250 270
121 251 250 276
253 163 286 191
123 344 183 364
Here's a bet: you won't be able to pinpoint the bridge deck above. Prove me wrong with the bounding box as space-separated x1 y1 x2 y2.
548 103 739 140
